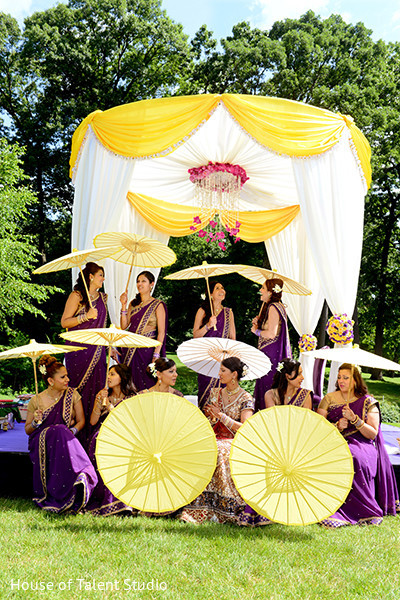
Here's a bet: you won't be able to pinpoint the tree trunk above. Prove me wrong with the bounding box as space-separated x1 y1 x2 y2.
317 301 328 348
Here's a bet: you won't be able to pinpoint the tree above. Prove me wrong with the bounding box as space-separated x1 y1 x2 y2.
0 138 59 338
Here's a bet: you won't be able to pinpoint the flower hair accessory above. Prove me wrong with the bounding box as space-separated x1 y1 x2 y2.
272 284 282 293
354 365 362 374
200 293 206 300
148 362 157 377
38 364 47 375
242 364 249 377
276 362 284 373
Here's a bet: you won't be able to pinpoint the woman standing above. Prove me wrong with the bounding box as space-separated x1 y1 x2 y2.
180 357 253 524
25 355 97 513
119 271 167 392
193 281 236 409
86 364 136 516
317 363 399 527
251 278 292 411
61 262 108 440
264 358 312 409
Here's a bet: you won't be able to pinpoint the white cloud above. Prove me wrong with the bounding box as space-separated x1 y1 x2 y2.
0 0 33 19
250 0 330 30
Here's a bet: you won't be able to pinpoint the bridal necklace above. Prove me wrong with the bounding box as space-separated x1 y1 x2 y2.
226 385 241 396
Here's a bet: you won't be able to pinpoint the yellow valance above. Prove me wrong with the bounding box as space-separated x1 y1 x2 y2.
70 94 371 187
127 192 300 243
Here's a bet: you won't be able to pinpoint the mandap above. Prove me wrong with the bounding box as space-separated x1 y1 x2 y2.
69 94 371 389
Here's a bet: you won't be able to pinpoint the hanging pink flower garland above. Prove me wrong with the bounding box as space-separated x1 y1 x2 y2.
188 161 248 250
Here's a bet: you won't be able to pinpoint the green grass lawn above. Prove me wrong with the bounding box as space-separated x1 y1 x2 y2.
1 498 399 600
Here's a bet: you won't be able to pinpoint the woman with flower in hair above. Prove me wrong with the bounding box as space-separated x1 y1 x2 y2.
251 278 292 411
318 363 399 528
119 271 167 392
180 357 254 525
25 355 97 513
139 357 184 397
86 364 137 516
264 358 312 409
61 262 108 441
193 281 236 409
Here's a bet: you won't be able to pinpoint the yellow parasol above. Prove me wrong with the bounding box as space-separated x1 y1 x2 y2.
95 392 218 512
60 324 160 387
177 337 271 381
236 265 312 295
33 246 120 308
230 405 354 526
93 232 176 293
0 339 85 397
165 260 244 329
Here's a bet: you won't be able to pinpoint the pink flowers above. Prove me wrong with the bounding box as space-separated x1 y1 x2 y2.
188 162 249 187
190 214 241 251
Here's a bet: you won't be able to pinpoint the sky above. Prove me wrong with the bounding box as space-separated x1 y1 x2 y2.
1 0 399 43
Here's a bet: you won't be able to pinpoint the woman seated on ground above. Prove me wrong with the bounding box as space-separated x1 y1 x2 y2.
86 364 137 516
180 357 253 524
25 355 97 513
317 363 399 528
139 357 184 397
264 358 313 409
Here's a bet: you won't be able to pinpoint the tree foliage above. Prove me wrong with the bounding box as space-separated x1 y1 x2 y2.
0 138 60 337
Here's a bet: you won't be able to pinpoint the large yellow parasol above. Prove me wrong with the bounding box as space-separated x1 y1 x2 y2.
0 339 85 397
60 324 160 387
177 337 271 381
95 392 218 512
230 405 354 526
165 260 244 329
93 232 176 292
33 246 120 308
236 265 312 295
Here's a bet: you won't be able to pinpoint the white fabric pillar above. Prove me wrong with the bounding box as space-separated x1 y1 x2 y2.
292 133 366 390
265 212 325 391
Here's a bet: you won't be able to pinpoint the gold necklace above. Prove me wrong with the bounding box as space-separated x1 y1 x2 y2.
226 385 241 396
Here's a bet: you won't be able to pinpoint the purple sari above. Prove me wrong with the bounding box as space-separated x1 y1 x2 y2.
85 405 134 516
320 395 399 527
28 388 98 513
197 307 233 409
254 302 292 412
64 292 107 438
121 298 167 392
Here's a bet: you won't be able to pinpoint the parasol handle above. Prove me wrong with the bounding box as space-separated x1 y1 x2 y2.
125 253 136 295
32 357 39 398
105 346 111 389
79 265 93 309
205 277 217 331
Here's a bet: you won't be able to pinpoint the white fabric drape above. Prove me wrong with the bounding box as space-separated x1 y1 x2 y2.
72 128 169 325
265 212 325 390
292 134 365 390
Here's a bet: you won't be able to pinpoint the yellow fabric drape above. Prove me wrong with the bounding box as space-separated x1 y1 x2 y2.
127 192 300 242
70 95 220 176
70 94 371 187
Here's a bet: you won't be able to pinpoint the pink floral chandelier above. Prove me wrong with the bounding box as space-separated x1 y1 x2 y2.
188 161 249 250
